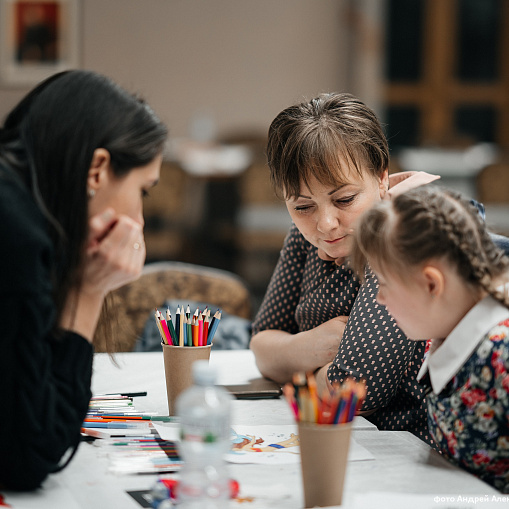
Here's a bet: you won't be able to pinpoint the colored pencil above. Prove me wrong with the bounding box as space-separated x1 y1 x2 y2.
186 313 192 347
154 305 222 348
82 422 138 429
192 315 198 346
182 312 188 346
157 309 171 345
198 313 204 346
86 415 174 422
283 373 365 425
166 308 178 346
154 309 167 344
207 309 221 344
99 392 147 398
179 306 184 347
203 312 209 343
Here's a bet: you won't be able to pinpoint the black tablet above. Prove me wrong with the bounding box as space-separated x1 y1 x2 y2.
220 377 282 399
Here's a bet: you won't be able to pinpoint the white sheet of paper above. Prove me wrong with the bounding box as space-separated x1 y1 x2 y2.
154 423 374 465
227 424 374 464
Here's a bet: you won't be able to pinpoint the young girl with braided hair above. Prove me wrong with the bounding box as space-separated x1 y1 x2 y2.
351 185 509 492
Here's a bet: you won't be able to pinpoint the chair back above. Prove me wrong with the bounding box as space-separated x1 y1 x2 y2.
94 261 252 352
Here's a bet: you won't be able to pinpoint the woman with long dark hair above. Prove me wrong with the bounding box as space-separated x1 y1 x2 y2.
0 70 168 490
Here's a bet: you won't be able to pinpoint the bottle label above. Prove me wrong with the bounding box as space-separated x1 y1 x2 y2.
181 429 220 443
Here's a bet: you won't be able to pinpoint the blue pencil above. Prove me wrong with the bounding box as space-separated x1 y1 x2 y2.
82 422 138 429
207 310 221 345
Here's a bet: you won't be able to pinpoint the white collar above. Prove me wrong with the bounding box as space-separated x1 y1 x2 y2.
417 294 509 394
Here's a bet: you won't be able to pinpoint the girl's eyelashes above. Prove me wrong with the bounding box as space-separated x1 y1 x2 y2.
142 189 150 198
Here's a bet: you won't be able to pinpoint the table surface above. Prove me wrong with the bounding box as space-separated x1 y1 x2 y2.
3 350 502 509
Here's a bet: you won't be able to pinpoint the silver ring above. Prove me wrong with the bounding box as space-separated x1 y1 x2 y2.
133 242 141 250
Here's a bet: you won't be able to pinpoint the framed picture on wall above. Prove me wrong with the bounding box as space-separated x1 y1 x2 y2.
0 0 79 86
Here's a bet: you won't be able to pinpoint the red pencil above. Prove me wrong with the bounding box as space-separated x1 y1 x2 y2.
203 312 209 343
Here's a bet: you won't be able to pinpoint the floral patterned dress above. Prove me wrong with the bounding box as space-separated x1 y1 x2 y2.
421 315 509 493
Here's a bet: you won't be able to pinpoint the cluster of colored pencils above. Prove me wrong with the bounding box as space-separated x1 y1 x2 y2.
82 394 173 432
283 373 366 425
154 305 221 347
82 394 182 474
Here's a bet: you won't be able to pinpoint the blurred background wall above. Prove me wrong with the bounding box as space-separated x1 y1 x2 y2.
1 0 508 313
0 0 350 138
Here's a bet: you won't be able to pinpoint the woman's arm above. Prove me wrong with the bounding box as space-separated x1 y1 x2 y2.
60 208 146 341
0 193 146 490
251 224 348 383
251 316 347 384
0 184 94 490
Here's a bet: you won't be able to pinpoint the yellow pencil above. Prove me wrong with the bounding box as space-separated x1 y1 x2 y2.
154 309 166 344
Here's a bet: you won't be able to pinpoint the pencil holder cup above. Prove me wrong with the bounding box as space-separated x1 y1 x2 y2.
298 422 352 508
162 344 211 415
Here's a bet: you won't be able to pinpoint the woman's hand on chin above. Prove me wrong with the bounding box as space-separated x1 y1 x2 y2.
82 208 146 297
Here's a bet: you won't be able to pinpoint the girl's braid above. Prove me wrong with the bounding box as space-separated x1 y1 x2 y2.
396 187 509 308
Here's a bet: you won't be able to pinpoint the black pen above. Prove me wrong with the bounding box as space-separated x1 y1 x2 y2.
102 391 148 398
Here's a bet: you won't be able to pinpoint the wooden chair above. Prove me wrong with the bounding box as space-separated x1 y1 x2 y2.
93 261 252 353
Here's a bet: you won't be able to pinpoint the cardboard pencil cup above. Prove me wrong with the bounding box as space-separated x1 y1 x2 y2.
298 422 352 508
162 344 211 415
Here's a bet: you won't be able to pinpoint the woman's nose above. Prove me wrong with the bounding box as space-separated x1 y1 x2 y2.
137 208 145 227
316 209 338 233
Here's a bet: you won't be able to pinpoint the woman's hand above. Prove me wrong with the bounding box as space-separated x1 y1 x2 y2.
250 316 348 384
301 316 348 367
387 171 440 199
59 208 146 341
82 208 146 297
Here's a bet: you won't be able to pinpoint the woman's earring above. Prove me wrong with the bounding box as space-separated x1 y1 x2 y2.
88 189 95 199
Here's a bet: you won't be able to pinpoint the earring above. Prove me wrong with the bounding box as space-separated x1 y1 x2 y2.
88 189 95 198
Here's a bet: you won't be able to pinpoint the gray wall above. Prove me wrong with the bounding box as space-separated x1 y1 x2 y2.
0 0 350 139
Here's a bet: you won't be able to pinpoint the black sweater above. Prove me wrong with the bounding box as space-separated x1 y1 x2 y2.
0 171 93 490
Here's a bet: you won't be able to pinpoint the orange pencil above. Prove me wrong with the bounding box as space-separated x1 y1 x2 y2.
283 383 299 421
317 386 332 424
306 372 320 423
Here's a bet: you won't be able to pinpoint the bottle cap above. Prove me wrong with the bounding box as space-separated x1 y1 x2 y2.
192 360 217 385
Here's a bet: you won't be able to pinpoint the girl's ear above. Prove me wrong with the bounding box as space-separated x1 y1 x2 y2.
422 265 445 299
87 148 111 194
379 169 389 199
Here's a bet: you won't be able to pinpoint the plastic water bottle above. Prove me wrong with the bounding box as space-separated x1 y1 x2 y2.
176 360 233 508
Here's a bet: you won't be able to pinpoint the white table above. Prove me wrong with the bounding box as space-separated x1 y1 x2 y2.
3 350 502 509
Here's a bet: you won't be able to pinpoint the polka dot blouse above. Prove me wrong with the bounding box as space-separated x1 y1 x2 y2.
252 224 434 445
